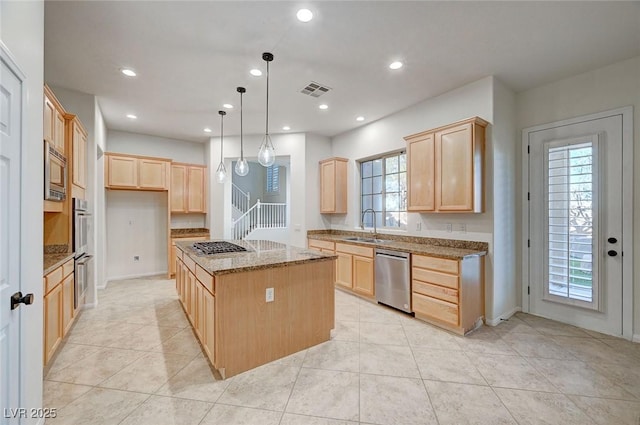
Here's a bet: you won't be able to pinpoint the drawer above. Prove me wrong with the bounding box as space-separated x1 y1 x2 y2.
44 267 63 294
175 246 183 260
413 255 458 274
413 267 459 289
413 280 458 304
183 255 196 273
335 242 373 258
196 264 214 294
308 239 335 251
62 259 74 278
412 292 459 326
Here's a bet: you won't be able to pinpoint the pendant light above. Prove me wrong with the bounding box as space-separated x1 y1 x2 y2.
215 110 227 183
257 52 276 167
234 86 249 176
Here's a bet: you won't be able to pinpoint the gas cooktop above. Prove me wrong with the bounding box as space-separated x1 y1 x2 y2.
192 241 248 255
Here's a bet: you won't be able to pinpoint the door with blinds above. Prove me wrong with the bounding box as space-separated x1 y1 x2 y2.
526 109 630 337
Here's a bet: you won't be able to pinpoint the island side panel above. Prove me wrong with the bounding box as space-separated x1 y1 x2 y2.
216 259 335 378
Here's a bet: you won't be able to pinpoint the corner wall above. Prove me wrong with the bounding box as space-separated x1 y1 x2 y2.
1 0 45 420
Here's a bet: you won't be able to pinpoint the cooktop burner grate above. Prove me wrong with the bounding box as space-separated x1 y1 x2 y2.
192 241 248 255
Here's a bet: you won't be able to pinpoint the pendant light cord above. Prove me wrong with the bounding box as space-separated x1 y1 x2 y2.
240 90 244 158
220 112 224 159
265 59 270 136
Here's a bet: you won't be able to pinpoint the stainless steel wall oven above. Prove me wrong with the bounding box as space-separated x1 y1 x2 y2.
73 198 92 308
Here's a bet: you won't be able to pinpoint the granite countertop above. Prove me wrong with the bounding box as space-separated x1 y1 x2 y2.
175 239 336 276
44 252 75 275
171 228 210 239
307 230 487 260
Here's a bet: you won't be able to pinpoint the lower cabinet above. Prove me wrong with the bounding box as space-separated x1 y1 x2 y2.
170 235 209 277
203 289 215 359
334 242 375 298
411 253 484 335
43 258 75 366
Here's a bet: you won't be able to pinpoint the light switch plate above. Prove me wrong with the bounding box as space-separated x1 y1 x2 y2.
266 287 274 302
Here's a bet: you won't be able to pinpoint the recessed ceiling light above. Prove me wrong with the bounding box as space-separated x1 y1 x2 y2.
282 126 291 131
296 8 313 22
389 61 403 70
223 104 233 109
319 104 328 110
250 69 262 77
356 116 365 122
126 114 137 119
121 68 137 77
204 128 212 133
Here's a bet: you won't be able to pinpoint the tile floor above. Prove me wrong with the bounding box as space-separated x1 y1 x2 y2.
44 276 640 425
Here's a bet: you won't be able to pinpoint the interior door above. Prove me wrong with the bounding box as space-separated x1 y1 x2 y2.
527 112 625 336
1 46 25 423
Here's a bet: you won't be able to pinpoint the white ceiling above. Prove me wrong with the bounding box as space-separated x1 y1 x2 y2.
44 1 640 143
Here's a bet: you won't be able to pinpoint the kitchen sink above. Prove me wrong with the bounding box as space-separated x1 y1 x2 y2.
342 237 388 244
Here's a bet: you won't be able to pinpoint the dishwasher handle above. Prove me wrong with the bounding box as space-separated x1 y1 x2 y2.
375 248 409 259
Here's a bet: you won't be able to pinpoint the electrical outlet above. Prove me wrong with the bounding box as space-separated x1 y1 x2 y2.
458 223 467 233
416 222 422 231
133 256 140 262
266 287 274 302
446 223 452 233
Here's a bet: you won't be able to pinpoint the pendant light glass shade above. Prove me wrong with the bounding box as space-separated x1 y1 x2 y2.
257 52 276 167
216 110 227 183
234 86 249 176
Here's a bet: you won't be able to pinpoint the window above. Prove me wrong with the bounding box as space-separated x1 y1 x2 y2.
360 152 407 229
266 165 279 192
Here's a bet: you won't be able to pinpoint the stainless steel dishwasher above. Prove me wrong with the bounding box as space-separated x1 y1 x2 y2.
375 248 411 313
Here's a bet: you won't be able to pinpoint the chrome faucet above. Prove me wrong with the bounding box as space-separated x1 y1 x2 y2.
361 208 377 238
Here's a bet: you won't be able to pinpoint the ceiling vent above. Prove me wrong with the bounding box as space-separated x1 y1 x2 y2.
300 81 331 97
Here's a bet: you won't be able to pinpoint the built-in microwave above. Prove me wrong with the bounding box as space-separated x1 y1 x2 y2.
44 140 67 201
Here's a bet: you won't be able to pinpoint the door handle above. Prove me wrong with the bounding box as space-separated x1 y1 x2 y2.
607 237 618 244
11 292 34 310
607 250 618 257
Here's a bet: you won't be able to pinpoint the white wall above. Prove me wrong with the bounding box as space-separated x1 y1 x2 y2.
305 134 333 231
106 191 168 281
94 99 107 297
516 55 640 337
209 132 307 247
1 0 45 420
107 130 206 164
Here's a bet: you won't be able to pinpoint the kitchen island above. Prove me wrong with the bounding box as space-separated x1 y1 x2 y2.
174 239 336 379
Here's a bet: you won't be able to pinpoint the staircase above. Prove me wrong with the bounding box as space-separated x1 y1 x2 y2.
232 199 287 240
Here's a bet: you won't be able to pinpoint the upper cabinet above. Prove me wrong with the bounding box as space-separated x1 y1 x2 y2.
105 152 170 190
319 157 348 214
404 117 487 213
44 86 66 154
68 115 88 199
171 163 207 213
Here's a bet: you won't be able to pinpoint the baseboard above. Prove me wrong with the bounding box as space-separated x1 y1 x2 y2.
633 334 640 343
81 302 97 309
105 271 169 283
485 306 522 326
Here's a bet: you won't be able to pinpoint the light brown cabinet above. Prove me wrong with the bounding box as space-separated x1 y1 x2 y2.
69 116 88 199
411 253 484 335
44 258 75 365
105 153 170 190
334 242 375 297
404 117 487 213
171 163 207 213
44 86 66 154
320 158 348 214
170 236 209 276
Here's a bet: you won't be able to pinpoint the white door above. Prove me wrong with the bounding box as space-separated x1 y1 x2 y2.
525 109 631 337
1 45 25 423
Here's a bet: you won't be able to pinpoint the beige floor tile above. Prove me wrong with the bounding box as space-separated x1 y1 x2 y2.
335 305 360 322
200 404 282 425
424 380 517 425
99 351 194 393
474 354 557 392
360 374 437 425
359 343 420 378
156 355 230 403
46 347 146 386
65 322 144 347
48 387 149 425
286 368 359 421
270 349 308 368
588 362 640 399
499 332 578 360
155 328 204 356
107 324 183 351
119 395 212 425
217 362 299 411
494 388 597 425
527 357 636 400
43 381 92 410
303 340 359 372
280 413 358 425
402 322 462 350
456 327 517 355
412 348 486 385
551 336 636 365
359 322 408 346
516 314 591 337
331 320 360 342
45 343 103 376
491 316 539 335
359 302 405 324
568 395 640 425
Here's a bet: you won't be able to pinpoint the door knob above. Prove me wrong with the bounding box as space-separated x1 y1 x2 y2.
607 237 618 244
11 292 34 310
607 250 618 257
